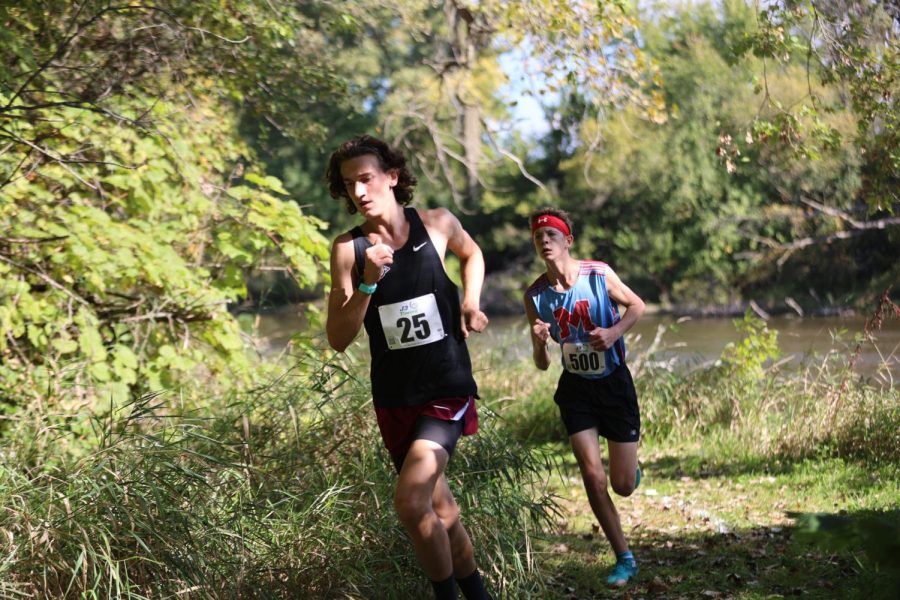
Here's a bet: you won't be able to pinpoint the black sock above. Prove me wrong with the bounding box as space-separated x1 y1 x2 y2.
456 569 492 600
431 575 457 600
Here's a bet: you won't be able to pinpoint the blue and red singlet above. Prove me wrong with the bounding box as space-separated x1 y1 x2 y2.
526 260 626 379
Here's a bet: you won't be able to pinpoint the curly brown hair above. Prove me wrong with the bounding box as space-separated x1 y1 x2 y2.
325 135 418 214
529 207 574 236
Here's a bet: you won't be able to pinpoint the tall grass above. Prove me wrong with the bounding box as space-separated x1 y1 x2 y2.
0 346 558 598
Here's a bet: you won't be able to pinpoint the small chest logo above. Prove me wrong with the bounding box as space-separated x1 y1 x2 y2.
413 242 428 252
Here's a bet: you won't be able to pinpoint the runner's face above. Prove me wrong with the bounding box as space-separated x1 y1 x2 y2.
533 226 571 260
340 154 398 218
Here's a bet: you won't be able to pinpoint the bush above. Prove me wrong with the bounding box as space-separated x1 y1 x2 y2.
635 314 900 464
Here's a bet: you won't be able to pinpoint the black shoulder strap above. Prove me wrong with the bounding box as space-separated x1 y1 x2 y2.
405 206 423 235
349 226 368 281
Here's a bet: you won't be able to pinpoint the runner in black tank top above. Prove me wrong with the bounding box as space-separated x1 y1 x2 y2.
324 136 493 600
351 207 477 408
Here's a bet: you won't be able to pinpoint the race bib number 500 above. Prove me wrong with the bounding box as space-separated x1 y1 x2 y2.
562 341 606 375
378 293 445 350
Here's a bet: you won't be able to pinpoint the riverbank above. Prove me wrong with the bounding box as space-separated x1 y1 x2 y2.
237 298 900 381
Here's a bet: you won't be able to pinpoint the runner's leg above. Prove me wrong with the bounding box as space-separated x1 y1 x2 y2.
394 439 454 581
433 476 493 599
432 475 476 576
607 440 639 497
569 427 628 555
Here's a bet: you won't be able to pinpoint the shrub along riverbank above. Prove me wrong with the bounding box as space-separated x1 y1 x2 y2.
1 313 897 597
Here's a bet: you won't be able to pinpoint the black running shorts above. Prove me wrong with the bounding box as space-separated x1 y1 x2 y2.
390 416 464 473
553 364 640 442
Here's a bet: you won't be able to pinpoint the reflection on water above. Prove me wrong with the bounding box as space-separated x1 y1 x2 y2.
248 307 900 384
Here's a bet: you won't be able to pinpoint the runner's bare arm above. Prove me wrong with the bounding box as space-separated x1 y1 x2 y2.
605 267 645 335
326 234 374 352
588 267 645 351
427 208 488 336
523 294 552 370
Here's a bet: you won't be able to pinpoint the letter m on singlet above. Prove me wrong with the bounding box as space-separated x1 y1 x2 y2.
553 300 595 339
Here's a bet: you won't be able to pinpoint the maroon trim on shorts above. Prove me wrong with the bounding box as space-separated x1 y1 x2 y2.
374 396 478 455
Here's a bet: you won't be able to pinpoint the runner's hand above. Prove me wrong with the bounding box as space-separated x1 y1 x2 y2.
461 306 488 338
532 319 551 343
363 233 393 284
588 326 617 351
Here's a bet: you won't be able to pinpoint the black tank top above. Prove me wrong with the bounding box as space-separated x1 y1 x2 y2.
351 208 478 408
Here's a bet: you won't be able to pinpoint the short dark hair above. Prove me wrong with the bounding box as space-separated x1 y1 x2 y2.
529 207 574 236
325 135 417 214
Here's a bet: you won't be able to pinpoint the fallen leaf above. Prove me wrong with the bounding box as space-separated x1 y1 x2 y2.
648 576 669 594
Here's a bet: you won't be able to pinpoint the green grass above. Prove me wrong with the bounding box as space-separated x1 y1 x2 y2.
525 439 899 599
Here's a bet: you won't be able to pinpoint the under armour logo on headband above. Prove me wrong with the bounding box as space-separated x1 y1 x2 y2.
531 214 571 236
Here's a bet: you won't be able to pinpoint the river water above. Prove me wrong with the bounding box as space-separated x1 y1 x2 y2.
248 307 900 384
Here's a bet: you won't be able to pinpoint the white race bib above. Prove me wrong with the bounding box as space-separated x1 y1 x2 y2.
562 341 606 375
378 293 445 350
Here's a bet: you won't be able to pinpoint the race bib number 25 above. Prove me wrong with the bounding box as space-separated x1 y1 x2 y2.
378 293 445 350
562 341 606 375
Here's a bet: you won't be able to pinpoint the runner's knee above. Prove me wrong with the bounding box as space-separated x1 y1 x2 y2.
434 498 461 530
394 485 433 526
611 473 636 497
582 465 609 494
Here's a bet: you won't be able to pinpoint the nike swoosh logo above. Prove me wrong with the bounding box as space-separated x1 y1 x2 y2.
413 242 428 252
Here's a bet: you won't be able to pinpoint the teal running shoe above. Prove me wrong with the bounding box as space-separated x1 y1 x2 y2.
606 558 638 587
635 465 642 490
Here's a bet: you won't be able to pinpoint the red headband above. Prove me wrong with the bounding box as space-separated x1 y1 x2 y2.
531 214 571 236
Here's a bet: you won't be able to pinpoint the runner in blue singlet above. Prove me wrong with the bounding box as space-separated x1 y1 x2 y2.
523 207 646 587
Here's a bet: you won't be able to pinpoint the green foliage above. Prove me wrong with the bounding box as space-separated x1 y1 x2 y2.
720 312 780 379
732 0 898 212
0 352 558 597
0 97 328 414
0 1 347 143
0 2 335 414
